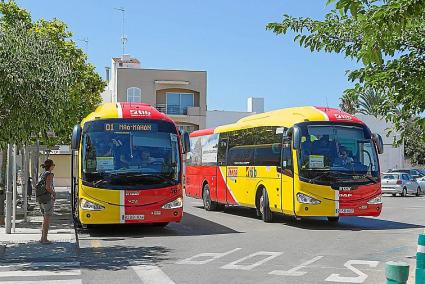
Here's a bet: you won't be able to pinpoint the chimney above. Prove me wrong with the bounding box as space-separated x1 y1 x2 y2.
105 67 111 82
247 97 264 113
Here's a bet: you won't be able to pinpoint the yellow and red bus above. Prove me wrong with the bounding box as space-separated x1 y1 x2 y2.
186 106 383 222
70 102 189 226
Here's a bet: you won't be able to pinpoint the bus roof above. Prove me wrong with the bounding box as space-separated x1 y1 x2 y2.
81 102 174 126
191 106 363 136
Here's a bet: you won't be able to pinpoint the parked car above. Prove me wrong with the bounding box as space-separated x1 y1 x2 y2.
388 168 425 179
381 172 422 197
388 169 425 191
416 175 425 192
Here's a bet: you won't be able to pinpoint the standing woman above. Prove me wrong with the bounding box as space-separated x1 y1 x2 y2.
37 159 56 244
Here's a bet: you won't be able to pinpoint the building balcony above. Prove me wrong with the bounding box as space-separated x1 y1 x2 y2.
156 104 204 116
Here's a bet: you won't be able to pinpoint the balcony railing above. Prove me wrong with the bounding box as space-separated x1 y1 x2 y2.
156 104 191 115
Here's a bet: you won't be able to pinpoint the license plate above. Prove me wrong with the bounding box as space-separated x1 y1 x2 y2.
124 214 145 221
336 208 354 214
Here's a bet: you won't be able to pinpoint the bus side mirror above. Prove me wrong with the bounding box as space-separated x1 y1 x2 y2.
182 131 190 154
292 127 301 150
71 124 82 150
372 133 384 154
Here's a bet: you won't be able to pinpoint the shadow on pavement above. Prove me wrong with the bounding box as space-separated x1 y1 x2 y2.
82 212 241 238
79 245 172 271
0 241 77 264
206 205 424 231
278 216 425 231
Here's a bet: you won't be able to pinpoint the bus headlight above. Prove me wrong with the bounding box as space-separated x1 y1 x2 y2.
80 199 105 211
162 197 183 209
296 193 321 205
367 194 382 204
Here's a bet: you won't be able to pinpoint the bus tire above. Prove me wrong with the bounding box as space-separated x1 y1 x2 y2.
203 184 217 211
259 187 273 223
216 203 225 211
153 222 169 228
327 217 339 223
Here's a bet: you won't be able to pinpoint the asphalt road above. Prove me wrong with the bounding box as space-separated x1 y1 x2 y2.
71 194 425 284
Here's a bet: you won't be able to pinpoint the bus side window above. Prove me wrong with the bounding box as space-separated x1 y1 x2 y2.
281 139 293 177
217 133 228 166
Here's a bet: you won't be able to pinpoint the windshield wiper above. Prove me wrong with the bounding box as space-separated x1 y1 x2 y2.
332 171 377 183
110 172 175 183
308 171 335 183
91 178 110 187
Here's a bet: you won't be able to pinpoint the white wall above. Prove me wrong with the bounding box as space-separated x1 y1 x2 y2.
247 97 264 113
206 110 254 128
355 114 405 172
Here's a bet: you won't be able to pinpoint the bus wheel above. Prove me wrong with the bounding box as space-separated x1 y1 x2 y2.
216 203 225 211
203 184 217 211
327 217 339 223
259 187 273 223
153 222 169 228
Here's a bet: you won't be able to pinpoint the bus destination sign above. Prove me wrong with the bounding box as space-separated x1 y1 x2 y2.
104 123 153 132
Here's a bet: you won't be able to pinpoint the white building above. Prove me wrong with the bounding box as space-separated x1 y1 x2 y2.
355 114 405 172
206 97 264 128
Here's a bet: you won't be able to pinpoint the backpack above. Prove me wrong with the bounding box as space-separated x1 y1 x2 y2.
35 172 52 204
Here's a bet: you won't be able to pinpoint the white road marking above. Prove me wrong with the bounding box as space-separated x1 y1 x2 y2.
29 262 80 268
132 265 175 284
0 280 82 284
0 269 81 277
325 260 379 283
221 251 283 271
269 256 324 276
176 248 242 265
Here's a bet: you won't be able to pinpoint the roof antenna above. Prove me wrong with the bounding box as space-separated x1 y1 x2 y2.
325 96 329 111
114 7 127 58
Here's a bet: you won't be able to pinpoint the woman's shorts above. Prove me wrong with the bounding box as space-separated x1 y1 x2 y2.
39 199 54 217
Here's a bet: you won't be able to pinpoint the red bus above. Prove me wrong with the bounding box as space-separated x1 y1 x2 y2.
186 106 383 222
71 102 190 226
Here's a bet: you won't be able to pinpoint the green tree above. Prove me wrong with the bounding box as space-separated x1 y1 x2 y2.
404 121 425 165
33 18 104 145
0 18 73 146
267 0 425 140
339 92 358 114
0 1 105 146
357 90 385 117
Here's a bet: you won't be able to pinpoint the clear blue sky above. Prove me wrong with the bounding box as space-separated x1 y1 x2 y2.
17 0 357 112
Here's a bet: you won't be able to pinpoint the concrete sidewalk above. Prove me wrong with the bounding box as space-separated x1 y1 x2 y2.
0 187 78 262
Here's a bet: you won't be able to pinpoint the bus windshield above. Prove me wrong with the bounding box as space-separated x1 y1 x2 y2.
297 123 379 185
81 119 180 189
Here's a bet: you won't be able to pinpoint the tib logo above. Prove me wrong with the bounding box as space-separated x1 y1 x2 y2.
130 109 151 117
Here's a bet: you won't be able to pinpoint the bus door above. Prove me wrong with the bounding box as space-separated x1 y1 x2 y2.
71 150 79 223
216 134 229 204
280 136 294 215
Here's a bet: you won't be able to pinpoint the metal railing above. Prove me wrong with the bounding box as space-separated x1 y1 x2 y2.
155 104 189 115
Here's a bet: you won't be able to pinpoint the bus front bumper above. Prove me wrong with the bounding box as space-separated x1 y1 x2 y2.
79 207 183 225
294 198 382 217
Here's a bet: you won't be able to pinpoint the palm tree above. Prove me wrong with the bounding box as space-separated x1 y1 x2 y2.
357 91 385 117
339 92 359 114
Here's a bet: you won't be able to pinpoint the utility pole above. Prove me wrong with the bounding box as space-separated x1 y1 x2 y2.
12 145 16 233
114 7 127 57
22 146 29 220
5 144 12 234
